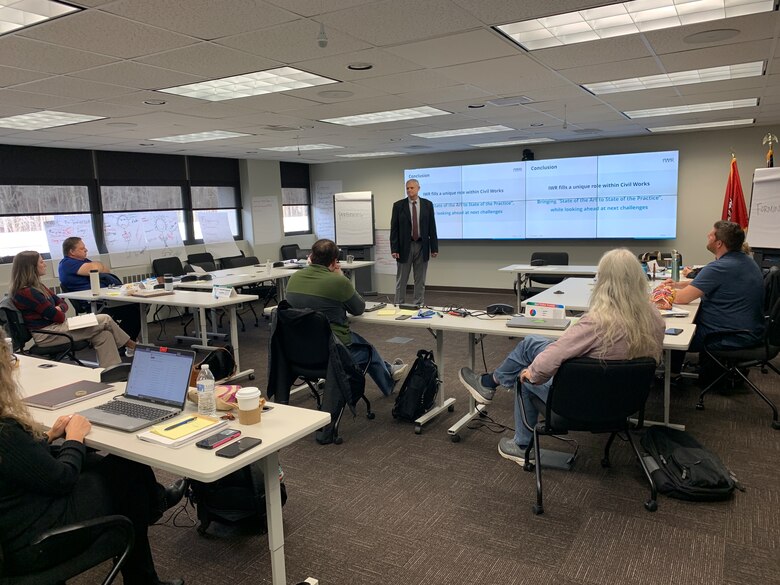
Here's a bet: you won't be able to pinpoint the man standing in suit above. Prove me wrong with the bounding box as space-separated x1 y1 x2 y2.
390 179 438 306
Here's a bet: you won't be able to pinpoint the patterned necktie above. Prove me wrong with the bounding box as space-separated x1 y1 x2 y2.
412 200 419 241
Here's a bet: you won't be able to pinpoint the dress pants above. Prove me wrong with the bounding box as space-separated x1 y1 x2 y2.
31 313 129 368
395 240 428 306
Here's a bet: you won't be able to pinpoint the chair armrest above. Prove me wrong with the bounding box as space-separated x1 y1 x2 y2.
704 329 751 345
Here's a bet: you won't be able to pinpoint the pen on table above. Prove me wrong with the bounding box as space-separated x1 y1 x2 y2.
164 417 196 431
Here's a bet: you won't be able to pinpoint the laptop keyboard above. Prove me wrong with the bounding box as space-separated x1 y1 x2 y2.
96 400 172 420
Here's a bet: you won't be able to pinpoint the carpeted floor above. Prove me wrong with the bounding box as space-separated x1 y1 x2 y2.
73 289 780 585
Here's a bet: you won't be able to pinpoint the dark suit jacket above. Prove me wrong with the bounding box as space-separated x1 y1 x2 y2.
389 197 438 263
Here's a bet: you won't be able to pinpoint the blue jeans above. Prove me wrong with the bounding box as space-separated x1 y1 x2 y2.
493 335 554 448
349 332 394 396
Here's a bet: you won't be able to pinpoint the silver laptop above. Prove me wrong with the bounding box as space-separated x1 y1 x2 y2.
506 315 571 331
78 345 196 432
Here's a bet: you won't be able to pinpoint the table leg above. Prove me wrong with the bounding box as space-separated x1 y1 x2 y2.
632 348 685 430
139 304 149 344
516 274 522 312
448 332 487 441
200 308 209 346
261 452 287 585
226 305 254 381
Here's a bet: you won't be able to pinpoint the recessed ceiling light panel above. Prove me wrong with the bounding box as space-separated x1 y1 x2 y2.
158 67 338 102
647 118 754 132
0 0 79 37
0 110 106 130
336 152 403 158
261 144 343 152
473 138 554 147
584 61 764 94
411 125 514 139
624 98 758 118
496 1 776 50
151 130 252 143
321 106 450 126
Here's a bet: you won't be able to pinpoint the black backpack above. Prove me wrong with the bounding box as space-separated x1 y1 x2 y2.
392 349 439 422
640 426 740 501
188 461 287 535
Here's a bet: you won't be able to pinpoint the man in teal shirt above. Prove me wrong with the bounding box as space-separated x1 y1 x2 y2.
286 239 407 395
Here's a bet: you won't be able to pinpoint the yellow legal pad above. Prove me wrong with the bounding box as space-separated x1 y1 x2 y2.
377 308 397 316
150 415 215 440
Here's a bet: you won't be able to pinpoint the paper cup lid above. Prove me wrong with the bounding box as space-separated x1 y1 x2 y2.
236 386 261 399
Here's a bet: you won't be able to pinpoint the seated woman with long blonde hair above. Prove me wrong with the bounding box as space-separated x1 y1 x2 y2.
10 251 136 368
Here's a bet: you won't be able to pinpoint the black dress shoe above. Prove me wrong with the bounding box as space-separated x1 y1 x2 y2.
163 478 188 510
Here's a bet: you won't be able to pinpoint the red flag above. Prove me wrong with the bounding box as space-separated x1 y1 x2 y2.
722 157 748 229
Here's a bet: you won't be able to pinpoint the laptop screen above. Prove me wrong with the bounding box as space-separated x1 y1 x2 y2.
124 345 195 407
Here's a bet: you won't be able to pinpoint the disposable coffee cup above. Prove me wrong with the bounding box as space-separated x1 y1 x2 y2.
346 255 355 264
236 387 263 424
164 274 174 291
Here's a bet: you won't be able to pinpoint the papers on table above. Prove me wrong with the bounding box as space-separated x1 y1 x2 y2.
660 309 689 317
137 415 226 448
67 313 99 330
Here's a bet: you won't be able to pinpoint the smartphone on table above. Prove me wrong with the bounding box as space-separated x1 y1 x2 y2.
395 314 411 320
196 428 241 449
215 437 263 458
665 328 683 335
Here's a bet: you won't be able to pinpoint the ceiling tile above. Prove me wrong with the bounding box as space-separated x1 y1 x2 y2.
218 19 371 63
14 76 132 100
0 36 117 74
70 61 206 90
19 11 197 58
321 0 481 46
645 13 777 55
659 41 772 73
102 0 298 39
0 89 81 109
135 43 282 78
385 29 518 69
533 37 653 70
263 0 376 17
293 48 422 82
436 55 570 95
355 68 462 94
0 66 50 88
558 58 663 85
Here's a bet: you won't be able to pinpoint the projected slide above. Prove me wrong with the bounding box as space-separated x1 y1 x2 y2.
405 150 678 240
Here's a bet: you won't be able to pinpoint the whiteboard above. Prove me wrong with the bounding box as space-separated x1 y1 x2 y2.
334 191 374 246
748 167 780 249
196 211 241 258
313 180 340 240
251 196 281 245
44 215 99 260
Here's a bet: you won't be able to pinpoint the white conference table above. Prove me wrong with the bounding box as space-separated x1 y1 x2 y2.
17 354 330 585
353 300 696 438
60 288 258 381
499 264 599 311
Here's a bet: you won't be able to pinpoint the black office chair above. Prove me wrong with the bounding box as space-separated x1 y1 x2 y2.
0 515 134 585
186 252 217 272
519 252 569 300
520 356 658 515
0 301 90 366
151 256 186 278
220 255 278 326
696 298 780 429
268 303 373 445
280 244 300 261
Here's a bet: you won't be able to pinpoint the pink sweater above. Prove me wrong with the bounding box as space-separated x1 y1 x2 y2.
526 311 665 384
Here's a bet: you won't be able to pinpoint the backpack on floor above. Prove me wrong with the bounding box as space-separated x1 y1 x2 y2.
188 461 287 535
392 349 439 422
640 426 739 501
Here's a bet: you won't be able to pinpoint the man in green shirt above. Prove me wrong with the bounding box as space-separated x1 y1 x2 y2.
286 239 407 395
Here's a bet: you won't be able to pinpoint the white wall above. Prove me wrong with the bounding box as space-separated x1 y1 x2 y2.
305 125 776 294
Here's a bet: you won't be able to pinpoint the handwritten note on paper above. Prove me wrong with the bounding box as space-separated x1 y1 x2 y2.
251 196 282 245
197 211 240 258
104 212 150 268
44 215 99 260
313 180 340 240
374 229 396 275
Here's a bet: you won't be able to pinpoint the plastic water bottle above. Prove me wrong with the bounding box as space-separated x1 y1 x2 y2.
265 258 272 274
197 364 217 417
671 249 680 282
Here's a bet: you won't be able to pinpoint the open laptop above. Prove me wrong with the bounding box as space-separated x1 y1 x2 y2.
78 345 196 432
506 315 571 331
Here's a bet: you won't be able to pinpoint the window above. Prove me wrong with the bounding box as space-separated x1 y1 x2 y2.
0 185 91 258
282 188 311 235
191 186 240 239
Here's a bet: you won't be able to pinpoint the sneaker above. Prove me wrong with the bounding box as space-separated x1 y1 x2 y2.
458 367 495 404
124 345 134 358
498 437 528 465
390 359 408 381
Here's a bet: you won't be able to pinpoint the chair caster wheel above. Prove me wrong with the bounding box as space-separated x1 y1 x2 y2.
532 504 544 515
523 461 534 472
448 404 455 412
696 402 705 411
451 434 460 443
772 420 780 430
367 412 376 420
414 425 422 435
601 458 611 468
334 437 343 445
249 374 255 380
644 500 658 512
